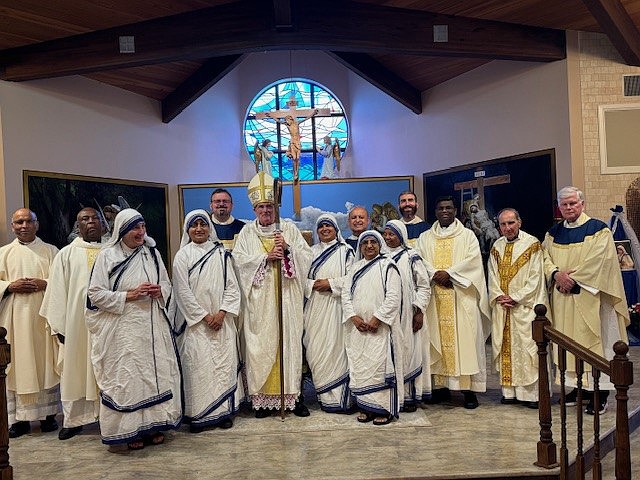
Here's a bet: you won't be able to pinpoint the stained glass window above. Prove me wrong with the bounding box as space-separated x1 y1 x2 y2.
244 79 349 181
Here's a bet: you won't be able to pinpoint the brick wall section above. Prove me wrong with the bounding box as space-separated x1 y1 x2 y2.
579 32 640 222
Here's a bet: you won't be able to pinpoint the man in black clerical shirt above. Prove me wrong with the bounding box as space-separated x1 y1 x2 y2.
398 191 430 247
210 188 245 250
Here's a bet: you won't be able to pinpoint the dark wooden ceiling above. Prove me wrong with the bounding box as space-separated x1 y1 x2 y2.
1 0 640 122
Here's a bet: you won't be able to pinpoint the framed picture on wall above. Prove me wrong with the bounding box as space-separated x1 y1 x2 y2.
23 170 171 266
423 149 556 255
179 176 413 237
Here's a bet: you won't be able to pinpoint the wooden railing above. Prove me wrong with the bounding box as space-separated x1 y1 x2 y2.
0 327 12 479
532 304 633 480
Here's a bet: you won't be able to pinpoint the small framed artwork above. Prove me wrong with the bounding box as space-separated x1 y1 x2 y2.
615 240 635 271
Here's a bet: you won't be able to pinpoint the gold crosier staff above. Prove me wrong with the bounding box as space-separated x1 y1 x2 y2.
272 178 286 420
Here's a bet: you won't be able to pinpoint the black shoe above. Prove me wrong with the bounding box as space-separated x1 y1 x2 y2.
189 424 205 434
425 388 451 404
8 421 30 439
293 400 310 417
462 391 479 409
500 396 519 405
563 388 578 406
40 415 58 433
219 418 233 429
586 392 609 415
255 408 271 419
523 401 539 409
58 426 82 440
401 404 418 413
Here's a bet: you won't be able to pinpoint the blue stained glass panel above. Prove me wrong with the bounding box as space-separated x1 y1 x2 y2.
244 78 348 180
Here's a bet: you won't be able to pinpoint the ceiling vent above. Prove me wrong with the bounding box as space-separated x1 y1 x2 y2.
623 75 640 96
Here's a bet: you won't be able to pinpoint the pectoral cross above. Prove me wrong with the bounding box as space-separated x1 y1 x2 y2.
256 98 330 218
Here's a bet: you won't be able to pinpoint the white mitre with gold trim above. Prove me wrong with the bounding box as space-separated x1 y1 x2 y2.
248 171 275 207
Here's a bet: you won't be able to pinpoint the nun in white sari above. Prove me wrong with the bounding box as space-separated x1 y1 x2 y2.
342 230 402 425
86 209 181 450
172 209 242 433
303 214 354 412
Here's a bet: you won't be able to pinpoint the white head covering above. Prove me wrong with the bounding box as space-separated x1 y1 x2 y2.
180 209 219 248
314 213 344 244
355 229 387 260
384 219 408 247
105 208 156 248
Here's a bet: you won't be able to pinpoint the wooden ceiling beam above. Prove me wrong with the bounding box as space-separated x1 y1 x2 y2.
273 0 294 31
161 54 246 124
0 0 566 82
328 52 422 114
581 0 640 65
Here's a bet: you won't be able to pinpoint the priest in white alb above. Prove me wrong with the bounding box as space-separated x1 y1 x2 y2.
40 207 103 440
0 208 60 438
233 172 312 418
488 208 548 408
416 196 490 409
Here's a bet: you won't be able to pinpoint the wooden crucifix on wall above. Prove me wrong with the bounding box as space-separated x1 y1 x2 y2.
454 168 511 210
256 98 330 218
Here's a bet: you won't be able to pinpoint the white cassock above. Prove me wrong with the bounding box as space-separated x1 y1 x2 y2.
233 219 312 410
342 255 401 418
388 245 432 405
488 230 549 402
416 219 490 392
172 240 243 428
86 243 181 445
0 237 60 424
303 239 354 412
40 237 101 428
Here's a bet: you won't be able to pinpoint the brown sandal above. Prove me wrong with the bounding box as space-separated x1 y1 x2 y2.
127 440 145 450
142 432 165 446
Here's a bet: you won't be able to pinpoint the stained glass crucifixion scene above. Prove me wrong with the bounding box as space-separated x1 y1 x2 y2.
244 80 349 183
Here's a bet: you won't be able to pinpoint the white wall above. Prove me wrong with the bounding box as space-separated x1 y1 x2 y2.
0 50 571 251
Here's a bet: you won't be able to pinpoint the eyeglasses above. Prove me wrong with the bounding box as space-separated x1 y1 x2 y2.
212 200 231 205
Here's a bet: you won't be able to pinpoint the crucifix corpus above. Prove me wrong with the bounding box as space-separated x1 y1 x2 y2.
256 98 330 217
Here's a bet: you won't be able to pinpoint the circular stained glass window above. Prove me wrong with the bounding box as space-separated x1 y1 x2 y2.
244 79 348 181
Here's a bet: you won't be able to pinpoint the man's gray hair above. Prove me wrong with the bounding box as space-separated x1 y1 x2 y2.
557 186 585 203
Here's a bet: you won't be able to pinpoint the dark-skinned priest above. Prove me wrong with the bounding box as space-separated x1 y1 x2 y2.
233 171 312 418
416 196 490 409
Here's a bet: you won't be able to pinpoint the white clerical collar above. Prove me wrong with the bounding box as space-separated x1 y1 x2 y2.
506 232 521 243
211 215 236 226
564 212 589 229
401 215 423 225
439 222 455 233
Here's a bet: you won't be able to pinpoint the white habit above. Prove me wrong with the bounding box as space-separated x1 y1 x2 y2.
173 236 242 428
342 246 402 418
303 233 354 412
86 226 181 445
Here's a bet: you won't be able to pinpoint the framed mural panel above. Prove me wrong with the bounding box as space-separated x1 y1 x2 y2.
423 149 556 254
179 176 413 237
23 170 170 266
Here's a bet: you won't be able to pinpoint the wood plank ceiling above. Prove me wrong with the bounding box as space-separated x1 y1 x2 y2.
1 0 640 122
